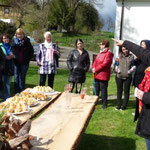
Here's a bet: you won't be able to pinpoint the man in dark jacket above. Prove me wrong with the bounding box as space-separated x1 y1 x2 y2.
113 38 150 150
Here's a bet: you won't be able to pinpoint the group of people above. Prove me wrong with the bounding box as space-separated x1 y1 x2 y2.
1 28 150 149
0 28 34 100
0 29 147 112
113 38 150 150
0 30 60 101
67 39 114 109
68 37 150 150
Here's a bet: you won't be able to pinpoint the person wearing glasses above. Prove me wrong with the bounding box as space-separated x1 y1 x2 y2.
67 39 90 93
92 39 113 109
0 34 15 100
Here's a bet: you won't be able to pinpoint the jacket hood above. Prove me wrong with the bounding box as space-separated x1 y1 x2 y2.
140 40 150 51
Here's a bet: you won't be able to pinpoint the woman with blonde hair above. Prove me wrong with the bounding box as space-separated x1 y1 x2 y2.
12 28 33 93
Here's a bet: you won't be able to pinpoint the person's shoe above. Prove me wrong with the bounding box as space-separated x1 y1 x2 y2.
115 106 121 110
102 105 107 109
120 107 126 111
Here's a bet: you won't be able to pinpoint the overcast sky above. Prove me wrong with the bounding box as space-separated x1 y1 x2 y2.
95 0 117 31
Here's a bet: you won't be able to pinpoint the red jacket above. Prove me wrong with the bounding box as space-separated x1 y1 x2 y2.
92 48 113 81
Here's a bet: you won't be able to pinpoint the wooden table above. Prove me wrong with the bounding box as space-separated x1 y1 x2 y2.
29 92 98 150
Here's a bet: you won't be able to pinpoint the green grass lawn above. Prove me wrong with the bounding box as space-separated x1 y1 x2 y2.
10 65 146 150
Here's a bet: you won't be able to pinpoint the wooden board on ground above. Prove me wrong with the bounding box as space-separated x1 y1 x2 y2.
13 92 61 125
30 92 98 150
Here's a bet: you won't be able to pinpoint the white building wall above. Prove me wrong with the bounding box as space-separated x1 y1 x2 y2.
0 19 14 24
114 1 150 59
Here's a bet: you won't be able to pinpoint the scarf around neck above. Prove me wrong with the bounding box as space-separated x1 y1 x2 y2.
14 36 25 46
138 67 150 113
3 43 11 56
44 41 54 63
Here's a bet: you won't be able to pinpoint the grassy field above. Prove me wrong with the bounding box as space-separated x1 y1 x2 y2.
10 65 146 150
51 31 114 52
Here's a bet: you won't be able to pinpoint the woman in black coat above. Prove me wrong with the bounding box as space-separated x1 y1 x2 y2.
113 39 150 150
12 28 33 94
67 39 90 93
132 40 150 121
0 47 5 99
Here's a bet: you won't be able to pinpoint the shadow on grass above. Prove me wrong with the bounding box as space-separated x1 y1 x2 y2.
78 134 136 150
96 98 136 110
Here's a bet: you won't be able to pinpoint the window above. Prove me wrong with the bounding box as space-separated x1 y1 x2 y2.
4 7 10 14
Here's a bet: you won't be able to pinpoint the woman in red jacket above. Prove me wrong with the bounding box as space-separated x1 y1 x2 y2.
92 39 113 109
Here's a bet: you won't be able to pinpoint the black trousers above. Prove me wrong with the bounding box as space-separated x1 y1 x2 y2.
40 74 55 88
115 76 132 109
95 79 108 106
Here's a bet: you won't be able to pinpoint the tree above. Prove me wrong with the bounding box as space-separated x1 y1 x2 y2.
0 0 105 35
23 3 49 42
48 0 103 33
0 20 16 38
48 0 75 32
0 0 37 28
75 2 103 33
106 16 115 32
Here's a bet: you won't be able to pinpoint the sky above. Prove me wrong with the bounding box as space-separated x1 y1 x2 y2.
95 0 117 31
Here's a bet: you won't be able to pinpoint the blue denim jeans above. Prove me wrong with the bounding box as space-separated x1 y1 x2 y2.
2 75 12 100
145 139 150 150
14 64 29 94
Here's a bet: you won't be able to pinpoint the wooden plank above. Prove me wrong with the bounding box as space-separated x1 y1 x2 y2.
11 92 62 125
29 92 98 150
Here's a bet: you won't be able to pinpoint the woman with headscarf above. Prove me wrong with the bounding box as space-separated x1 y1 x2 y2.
132 40 150 121
133 40 150 88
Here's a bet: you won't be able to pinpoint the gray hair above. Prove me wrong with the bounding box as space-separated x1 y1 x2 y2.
44 31 52 38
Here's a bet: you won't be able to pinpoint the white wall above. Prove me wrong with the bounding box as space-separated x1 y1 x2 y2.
114 1 150 59
0 19 14 24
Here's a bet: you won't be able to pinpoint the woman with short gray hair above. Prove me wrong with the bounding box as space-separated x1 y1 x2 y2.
36 31 59 88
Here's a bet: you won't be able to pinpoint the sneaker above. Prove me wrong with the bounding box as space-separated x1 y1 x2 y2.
115 106 121 110
121 107 126 111
102 105 107 109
